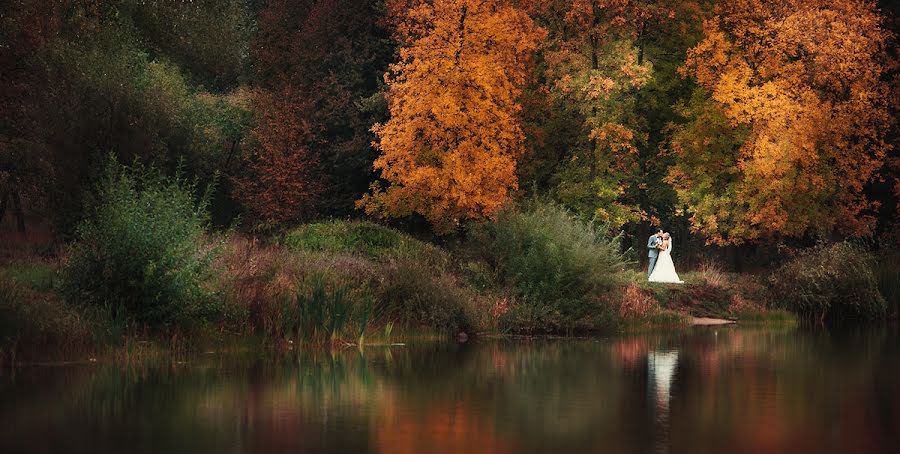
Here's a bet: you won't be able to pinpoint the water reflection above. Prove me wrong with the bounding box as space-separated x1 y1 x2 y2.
648 350 678 453
1 326 898 454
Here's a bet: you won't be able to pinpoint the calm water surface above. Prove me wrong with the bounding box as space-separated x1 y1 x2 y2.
2 326 899 453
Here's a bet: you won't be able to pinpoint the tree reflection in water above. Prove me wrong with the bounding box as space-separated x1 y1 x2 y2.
1 327 899 454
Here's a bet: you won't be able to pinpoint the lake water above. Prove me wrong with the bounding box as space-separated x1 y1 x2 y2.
1 326 898 453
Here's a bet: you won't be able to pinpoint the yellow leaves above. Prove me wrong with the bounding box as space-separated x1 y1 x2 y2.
363 0 542 234
672 0 892 244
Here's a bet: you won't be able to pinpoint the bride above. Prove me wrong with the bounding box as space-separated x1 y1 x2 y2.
649 233 683 283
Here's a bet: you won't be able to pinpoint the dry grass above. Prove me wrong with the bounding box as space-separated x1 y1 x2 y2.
618 285 658 320
728 293 760 314
212 236 387 341
696 260 728 288
213 237 306 335
1 272 94 361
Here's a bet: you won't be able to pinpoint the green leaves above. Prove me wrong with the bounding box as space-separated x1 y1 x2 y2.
62 156 219 328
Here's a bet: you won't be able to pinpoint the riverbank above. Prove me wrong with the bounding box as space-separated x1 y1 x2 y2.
1 218 802 363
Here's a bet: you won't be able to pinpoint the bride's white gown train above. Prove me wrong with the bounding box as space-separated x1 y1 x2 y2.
649 239 683 283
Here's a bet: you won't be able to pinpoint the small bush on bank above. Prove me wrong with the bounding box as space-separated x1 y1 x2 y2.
62 157 220 328
379 258 478 334
769 242 885 323
469 201 631 333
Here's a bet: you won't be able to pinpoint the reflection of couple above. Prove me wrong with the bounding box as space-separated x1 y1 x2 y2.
647 229 683 283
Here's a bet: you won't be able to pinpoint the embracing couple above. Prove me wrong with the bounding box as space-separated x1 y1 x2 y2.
647 228 683 284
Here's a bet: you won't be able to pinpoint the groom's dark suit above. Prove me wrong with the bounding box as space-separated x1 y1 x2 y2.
647 234 661 277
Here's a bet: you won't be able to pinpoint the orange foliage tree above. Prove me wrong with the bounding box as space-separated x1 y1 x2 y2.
359 0 543 233
670 0 893 244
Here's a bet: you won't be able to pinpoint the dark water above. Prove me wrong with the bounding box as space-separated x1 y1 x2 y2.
2 326 899 454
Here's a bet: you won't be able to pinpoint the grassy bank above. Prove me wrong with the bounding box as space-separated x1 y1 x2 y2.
2 216 799 363
10 162 886 361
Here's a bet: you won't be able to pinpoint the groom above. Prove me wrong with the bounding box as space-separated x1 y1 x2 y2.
647 228 664 277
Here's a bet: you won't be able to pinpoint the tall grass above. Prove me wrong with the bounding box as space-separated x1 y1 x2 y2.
281 275 352 343
697 261 727 288
4 261 58 292
770 242 885 323
284 220 485 334
468 201 631 333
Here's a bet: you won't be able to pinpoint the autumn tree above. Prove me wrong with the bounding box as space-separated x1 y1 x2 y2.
233 89 322 226
670 0 894 244
523 1 673 228
239 0 394 221
359 0 544 233
234 0 322 226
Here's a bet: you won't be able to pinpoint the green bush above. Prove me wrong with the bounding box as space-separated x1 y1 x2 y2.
62 157 219 327
469 201 631 332
769 242 885 323
283 220 447 265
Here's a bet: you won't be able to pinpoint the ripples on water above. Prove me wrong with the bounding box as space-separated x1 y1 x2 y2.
1 326 898 454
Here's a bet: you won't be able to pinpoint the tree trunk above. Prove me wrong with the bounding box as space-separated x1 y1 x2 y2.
11 187 26 234
637 20 646 66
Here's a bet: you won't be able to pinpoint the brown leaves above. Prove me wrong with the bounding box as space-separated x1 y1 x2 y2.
234 88 323 226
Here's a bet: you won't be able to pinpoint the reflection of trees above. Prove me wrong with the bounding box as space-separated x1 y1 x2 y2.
670 326 899 454
0 327 898 453
371 340 629 451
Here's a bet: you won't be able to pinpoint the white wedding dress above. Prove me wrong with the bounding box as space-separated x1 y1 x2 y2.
649 238 684 283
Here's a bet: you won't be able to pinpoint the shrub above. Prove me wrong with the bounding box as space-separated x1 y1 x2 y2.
62 157 219 327
379 258 477 334
769 242 885 323
283 220 483 334
469 201 631 332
